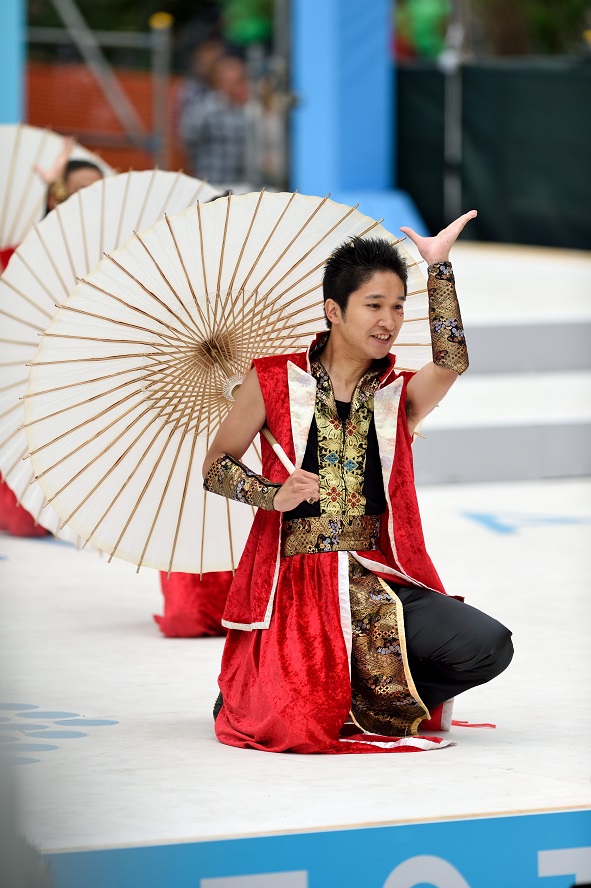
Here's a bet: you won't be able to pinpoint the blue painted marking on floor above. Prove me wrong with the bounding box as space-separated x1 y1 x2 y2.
0 723 48 731
1 742 59 752
0 703 39 710
462 511 591 535
26 730 87 739
18 711 80 719
55 718 118 727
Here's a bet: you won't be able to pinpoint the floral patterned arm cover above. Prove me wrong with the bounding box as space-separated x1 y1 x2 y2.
427 260 469 375
203 454 282 510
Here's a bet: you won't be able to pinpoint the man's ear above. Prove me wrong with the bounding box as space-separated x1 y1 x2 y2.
324 298 341 326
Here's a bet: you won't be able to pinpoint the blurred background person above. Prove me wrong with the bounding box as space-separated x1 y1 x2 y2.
179 54 251 189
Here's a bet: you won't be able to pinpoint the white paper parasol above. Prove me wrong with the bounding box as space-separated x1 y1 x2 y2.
0 169 220 536
0 124 114 252
23 191 431 573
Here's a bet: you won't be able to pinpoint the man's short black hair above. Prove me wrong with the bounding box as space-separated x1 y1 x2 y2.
322 237 408 328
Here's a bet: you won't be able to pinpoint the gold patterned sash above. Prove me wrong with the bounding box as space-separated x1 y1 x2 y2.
281 514 381 556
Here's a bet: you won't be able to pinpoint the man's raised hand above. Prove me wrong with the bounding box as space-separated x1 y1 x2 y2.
400 210 477 266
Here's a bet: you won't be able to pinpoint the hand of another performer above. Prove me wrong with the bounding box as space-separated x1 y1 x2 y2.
400 210 477 265
34 136 76 185
273 469 320 512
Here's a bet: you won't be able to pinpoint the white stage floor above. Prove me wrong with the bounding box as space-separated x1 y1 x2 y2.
1 476 590 866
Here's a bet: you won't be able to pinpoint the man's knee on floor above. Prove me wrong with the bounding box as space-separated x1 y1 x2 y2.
454 626 513 679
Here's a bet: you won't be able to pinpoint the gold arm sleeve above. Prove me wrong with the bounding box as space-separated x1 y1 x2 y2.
203 454 281 511
427 260 469 375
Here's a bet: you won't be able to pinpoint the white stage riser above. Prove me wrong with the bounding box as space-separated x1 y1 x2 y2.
47 810 591 888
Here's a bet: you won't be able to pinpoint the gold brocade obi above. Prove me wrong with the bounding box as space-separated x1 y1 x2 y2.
281 514 381 556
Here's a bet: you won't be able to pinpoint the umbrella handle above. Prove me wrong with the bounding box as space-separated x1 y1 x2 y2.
261 426 296 475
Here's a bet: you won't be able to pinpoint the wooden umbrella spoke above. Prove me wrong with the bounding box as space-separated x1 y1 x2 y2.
32 223 71 299
61 410 162 532
0 376 26 395
164 214 214 337
221 189 266 314
114 168 134 248
62 367 201 532
167 418 199 575
1 272 56 321
134 167 157 233
2 441 29 485
8 249 60 307
29 384 160 463
0 307 46 333
0 337 38 348
55 199 80 284
0 399 23 425
28 349 174 367
100 250 203 342
57 407 159 529
108 421 182 564
57 302 197 349
130 231 204 334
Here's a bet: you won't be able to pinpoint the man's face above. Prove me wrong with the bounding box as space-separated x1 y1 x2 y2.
326 270 406 361
65 167 103 196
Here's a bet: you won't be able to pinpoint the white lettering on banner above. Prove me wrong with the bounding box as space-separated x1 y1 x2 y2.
201 872 308 888
383 855 471 888
538 848 591 881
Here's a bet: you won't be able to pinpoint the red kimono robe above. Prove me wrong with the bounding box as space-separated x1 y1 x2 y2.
215 338 452 753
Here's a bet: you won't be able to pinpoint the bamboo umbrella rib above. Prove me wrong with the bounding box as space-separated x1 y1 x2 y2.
0 377 25 395
407 287 427 296
0 276 55 321
195 201 211 327
215 192 232 302
402 316 429 323
167 418 199 575
22 367 159 429
114 169 134 248
102 248 202 342
128 233 202 336
0 307 46 333
79 191 90 271
0 337 40 347
10 248 61 306
256 215 388 312
59 363 200 530
108 421 181 563
0 424 21 452
29 387 151 465
99 176 106 259
22 360 169 400
57 405 159 528
135 167 157 233
32 223 71 299
155 170 182 223
163 215 214 338
22 348 198 407
245 194 330 300
223 188 265 305
41 333 194 353
63 288 197 347
0 360 36 368
232 191 298 304
10 132 52 244
254 202 360 304
29 350 173 367
2 442 29 485
135 377 201 571
1 124 23 240
55 199 79 284
0 399 28 426
393 342 430 347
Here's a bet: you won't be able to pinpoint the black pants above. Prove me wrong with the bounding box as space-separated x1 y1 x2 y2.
393 584 514 711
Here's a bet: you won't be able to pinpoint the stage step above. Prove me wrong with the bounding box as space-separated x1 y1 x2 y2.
414 371 591 484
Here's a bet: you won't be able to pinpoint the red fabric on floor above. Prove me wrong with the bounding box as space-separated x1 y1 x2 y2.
154 571 231 638
0 478 50 537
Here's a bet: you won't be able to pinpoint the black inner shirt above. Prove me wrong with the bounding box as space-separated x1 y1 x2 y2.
285 399 387 520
